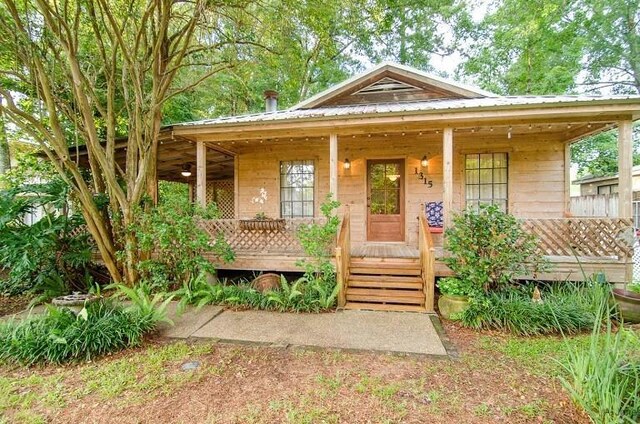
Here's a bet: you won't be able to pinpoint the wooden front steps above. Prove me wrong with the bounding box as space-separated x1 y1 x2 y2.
344 258 427 312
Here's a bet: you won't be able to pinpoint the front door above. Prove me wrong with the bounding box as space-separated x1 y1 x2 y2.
367 159 404 241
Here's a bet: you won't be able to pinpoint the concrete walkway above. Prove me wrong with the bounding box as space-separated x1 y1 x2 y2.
2 301 449 356
162 305 448 356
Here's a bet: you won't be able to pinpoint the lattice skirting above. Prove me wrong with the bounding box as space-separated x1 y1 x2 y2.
522 218 634 260
206 180 235 219
199 218 325 254
634 240 640 281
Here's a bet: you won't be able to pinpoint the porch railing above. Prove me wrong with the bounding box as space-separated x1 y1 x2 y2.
521 218 634 261
418 212 436 313
335 207 350 308
199 218 325 255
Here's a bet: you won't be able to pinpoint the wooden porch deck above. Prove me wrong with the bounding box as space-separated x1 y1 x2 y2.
202 216 634 284
351 243 419 259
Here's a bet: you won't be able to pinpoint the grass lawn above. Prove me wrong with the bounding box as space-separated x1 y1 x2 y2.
0 321 590 424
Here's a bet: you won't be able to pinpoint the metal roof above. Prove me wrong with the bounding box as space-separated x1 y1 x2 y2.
573 165 640 185
289 61 496 110
175 95 640 128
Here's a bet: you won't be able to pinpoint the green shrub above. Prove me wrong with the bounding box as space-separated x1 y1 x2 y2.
444 204 546 294
627 282 640 294
0 179 93 297
296 194 341 287
559 291 640 423
460 283 604 336
0 298 163 365
129 197 234 292
436 277 479 297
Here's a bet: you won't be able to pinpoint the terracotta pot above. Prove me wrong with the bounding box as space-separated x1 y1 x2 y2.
438 294 470 320
239 219 286 231
252 273 282 293
612 288 640 324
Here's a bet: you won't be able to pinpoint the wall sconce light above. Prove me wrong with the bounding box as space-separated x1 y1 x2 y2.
343 158 351 170
181 163 192 177
414 154 432 187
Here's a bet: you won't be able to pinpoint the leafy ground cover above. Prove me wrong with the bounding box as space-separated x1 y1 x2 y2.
0 321 591 424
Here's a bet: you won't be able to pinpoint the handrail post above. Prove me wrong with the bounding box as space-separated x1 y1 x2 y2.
335 206 350 308
418 207 436 313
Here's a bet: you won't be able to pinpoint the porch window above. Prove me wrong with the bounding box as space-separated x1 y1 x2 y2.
280 160 315 218
465 153 508 211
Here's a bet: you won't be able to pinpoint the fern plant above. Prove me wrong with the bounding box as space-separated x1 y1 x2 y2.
111 284 174 326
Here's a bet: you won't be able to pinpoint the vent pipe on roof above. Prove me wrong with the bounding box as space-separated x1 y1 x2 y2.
264 90 278 112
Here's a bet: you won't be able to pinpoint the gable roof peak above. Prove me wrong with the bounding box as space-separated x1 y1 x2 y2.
290 61 496 110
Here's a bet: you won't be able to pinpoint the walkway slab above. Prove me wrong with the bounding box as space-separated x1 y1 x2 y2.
158 303 223 339
191 309 447 356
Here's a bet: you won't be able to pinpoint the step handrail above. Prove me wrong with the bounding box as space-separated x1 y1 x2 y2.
335 206 350 308
418 207 436 313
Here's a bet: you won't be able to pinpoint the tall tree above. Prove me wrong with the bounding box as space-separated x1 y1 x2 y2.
571 125 640 177
580 0 640 94
458 0 583 94
358 0 473 73
0 94 9 174
0 0 256 285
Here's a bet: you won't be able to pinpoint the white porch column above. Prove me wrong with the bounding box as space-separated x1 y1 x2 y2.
443 128 454 229
329 133 338 199
618 120 633 219
196 141 207 208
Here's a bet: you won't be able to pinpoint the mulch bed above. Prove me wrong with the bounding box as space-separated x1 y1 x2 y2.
0 294 32 317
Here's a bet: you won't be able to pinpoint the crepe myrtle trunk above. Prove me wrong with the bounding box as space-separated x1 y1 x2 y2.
0 95 10 174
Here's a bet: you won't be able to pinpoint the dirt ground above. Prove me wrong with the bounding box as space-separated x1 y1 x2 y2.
0 295 32 317
0 320 589 424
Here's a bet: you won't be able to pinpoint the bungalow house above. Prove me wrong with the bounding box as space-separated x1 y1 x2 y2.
79 62 640 312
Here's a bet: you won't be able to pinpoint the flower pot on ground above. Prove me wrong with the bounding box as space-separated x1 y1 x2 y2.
612 284 640 324
436 277 475 320
252 273 281 293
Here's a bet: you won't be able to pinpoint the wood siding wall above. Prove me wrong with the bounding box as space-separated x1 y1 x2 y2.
230 132 567 248
235 140 330 219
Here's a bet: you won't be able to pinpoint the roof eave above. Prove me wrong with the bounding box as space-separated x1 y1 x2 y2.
173 97 640 132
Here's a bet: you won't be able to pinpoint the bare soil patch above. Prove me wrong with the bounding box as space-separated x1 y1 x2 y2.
0 295 31 317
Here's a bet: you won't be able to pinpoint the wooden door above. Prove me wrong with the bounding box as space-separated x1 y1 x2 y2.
367 159 404 241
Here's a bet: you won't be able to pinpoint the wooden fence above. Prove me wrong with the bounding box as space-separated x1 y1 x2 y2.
570 194 619 218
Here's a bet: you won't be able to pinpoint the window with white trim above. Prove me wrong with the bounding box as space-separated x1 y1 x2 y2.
280 160 315 218
465 153 508 211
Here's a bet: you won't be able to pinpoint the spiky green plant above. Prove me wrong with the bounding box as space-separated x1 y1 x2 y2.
559 287 640 423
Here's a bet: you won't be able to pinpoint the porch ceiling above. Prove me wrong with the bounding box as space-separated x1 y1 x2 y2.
73 137 234 183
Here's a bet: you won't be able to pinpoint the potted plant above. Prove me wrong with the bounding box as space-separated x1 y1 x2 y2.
612 282 640 324
437 277 477 320
239 188 286 231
